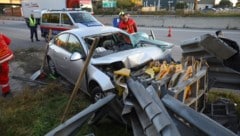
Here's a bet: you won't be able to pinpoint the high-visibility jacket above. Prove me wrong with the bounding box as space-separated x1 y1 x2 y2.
0 34 11 95
0 34 13 64
0 62 10 94
119 18 137 34
29 17 37 27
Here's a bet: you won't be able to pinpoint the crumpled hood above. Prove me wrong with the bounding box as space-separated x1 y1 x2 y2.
91 46 164 68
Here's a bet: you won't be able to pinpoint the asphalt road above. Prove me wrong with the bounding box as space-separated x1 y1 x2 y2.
1 20 240 61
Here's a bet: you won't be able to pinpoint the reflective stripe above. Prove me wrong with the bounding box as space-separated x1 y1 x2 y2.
0 82 10 94
0 83 9 88
29 17 36 27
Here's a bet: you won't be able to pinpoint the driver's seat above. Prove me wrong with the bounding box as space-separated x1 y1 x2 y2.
103 40 114 49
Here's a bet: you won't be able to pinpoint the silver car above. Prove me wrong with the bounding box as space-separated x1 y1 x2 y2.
47 26 173 101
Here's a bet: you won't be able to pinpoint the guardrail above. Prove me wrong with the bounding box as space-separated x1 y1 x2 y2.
181 34 240 89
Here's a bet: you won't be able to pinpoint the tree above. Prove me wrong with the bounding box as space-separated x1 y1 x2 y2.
219 0 233 8
236 1 240 7
175 2 188 9
117 0 134 9
194 0 198 10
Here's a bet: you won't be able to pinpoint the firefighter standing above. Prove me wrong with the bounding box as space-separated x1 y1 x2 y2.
118 12 137 34
28 14 40 42
0 33 13 97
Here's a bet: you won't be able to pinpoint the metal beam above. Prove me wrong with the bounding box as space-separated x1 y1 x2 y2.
45 94 116 136
162 94 237 136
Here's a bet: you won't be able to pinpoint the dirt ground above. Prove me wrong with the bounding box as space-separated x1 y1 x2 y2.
7 48 46 95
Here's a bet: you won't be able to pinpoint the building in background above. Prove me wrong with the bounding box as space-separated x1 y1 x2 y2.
0 0 21 15
142 0 177 11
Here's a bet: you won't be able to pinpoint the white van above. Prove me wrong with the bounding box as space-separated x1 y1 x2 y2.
40 9 103 40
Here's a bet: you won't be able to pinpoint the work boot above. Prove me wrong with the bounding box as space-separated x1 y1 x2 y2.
36 39 40 41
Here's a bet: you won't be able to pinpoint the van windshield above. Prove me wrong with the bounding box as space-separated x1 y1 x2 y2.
70 12 97 23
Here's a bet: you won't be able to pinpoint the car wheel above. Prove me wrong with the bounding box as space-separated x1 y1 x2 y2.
48 58 58 76
91 86 105 102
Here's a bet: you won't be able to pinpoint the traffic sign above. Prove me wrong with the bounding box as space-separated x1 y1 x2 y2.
102 0 117 8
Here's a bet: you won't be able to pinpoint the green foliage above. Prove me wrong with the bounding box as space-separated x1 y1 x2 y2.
117 0 134 9
175 2 188 9
207 89 240 116
0 82 132 135
219 0 233 8
236 1 240 7
0 83 89 136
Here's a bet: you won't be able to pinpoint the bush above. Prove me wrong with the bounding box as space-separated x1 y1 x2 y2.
175 2 188 9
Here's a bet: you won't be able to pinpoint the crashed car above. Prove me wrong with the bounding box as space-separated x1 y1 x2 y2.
47 26 173 101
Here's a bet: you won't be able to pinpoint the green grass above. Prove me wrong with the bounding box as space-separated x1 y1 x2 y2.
207 88 240 116
0 82 132 136
0 83 76 136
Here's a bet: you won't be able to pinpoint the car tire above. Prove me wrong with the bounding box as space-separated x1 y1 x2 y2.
91 86 105 102
48 58 58 76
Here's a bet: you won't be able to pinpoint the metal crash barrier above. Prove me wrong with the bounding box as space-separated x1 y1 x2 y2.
181 34 240 89
45 34 240 135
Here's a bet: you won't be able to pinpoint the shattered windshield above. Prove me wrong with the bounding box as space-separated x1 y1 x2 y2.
84 32 133 58
130 32 174 51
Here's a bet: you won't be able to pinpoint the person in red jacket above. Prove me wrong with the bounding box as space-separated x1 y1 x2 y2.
0 33 13 97
118 12 137 34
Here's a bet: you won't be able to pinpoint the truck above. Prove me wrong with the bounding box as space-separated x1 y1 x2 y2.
21 0 93 24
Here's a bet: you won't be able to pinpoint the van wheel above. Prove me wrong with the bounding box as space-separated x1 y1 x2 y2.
91 86 105 102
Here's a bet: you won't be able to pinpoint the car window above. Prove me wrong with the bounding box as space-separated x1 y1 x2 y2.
66 34 84 54
114 32 131 44
84 32 133 58
70 12 97 23
54 34 69 48
61 13 72 25
42 13 60 24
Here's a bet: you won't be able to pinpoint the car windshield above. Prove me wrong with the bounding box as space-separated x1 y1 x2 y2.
70 12 97 23
130 32 174 51
84 32 133 58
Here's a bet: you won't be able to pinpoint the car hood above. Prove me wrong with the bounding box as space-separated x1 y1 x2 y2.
91 46 164 68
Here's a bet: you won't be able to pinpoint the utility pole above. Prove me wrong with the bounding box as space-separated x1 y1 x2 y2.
157 0 161 11
194 0 198 10
168 0 173 11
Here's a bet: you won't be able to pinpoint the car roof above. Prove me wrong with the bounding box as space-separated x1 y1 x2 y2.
62 26 126 37
42 9 88 14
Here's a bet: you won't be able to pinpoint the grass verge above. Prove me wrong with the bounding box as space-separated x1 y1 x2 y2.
207 88 240 116
0 81 132 136
0 82 89 136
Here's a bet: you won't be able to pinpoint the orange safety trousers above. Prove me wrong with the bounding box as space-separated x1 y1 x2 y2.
0 62 10 94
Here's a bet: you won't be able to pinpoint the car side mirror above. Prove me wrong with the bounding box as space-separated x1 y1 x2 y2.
70 52 83 61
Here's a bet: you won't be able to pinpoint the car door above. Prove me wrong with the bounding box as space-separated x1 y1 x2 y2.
52 33 71 79
60 13 75 30
60 34 88 91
